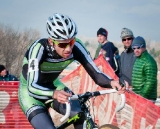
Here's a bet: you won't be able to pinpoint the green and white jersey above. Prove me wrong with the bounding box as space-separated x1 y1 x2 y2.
20 38 112 100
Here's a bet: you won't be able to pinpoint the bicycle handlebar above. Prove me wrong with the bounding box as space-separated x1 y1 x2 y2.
60 89 126 122
60 102 71 122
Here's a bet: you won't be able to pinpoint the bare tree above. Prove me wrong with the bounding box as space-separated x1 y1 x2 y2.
0 24 40 78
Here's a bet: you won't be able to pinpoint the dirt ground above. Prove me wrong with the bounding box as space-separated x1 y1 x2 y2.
50 108 74 129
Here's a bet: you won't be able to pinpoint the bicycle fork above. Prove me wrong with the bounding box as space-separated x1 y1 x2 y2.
83 113 98 129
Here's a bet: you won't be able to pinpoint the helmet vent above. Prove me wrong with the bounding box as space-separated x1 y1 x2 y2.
52 23 55 26
49 17 53 20
54 32 60 39
57 29 66 36
57 21 63 26
65 19 69 25
69 25 73 34
55 16 59 19
47 23 52 31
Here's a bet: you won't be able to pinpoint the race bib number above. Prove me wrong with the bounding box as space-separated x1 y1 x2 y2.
28 59 39 72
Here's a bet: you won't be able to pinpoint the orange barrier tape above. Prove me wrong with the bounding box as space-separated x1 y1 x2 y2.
0 81 33 129
0 55 160 129
62 54 160 129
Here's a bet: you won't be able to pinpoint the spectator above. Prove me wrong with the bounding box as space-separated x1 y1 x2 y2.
0 65 18 81
94 27 119 76
119 28 136 85
131 36 157 102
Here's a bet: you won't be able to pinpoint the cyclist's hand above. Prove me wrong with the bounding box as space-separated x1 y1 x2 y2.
110 80 126 94
110 80 122 90
53 90 72 104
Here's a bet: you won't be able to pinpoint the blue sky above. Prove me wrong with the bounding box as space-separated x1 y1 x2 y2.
0 0 160 42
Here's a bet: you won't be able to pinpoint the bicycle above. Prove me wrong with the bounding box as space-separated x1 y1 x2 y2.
46 88 126 129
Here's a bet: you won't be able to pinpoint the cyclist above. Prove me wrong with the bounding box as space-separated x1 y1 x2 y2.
18 13 126 129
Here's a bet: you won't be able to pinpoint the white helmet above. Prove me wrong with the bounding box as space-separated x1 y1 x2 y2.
46 13 78 40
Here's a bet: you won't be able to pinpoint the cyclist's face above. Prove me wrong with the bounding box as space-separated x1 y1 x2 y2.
122 36 133 48
97 34 107 44
49 38 75 59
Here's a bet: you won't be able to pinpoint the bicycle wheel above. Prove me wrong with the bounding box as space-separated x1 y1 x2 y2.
98 124 120 129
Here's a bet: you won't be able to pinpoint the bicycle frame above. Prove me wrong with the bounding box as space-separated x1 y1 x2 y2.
53 89 125 129
56 112 84 129
56 101 98 129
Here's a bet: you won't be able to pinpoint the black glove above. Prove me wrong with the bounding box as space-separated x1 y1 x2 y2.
64 87 73 95
119 78 126 87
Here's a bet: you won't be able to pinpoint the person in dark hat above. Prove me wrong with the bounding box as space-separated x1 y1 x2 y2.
0 64 18 81
94 27 120 76
131 36 157 102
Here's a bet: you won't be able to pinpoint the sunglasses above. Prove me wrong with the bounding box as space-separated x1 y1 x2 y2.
52 38 75 48
132 44 144 50
122 38 133 42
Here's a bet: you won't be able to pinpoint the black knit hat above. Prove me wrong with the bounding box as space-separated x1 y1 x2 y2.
97 28 108 37
0 65 5 72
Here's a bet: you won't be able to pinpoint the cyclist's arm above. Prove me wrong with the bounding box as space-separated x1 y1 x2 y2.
73 39 113 88
53 78 72 103
27 42 53 99
53 78 66 90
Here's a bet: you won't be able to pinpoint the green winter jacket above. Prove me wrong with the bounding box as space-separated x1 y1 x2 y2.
132 50 157 100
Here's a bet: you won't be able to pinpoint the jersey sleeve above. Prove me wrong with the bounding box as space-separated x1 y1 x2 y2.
27 42 54 99
73 39 113 88
53 78 66 90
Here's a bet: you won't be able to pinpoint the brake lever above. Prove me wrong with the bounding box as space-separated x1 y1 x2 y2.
119 78 126 87
119 78 132 93
115 78 126 91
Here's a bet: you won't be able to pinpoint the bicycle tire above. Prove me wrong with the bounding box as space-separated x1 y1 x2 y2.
98 124 120 129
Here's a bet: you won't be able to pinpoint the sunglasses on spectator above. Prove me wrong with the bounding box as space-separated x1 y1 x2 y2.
122 38 133 42
52 38 75 48
132 44 144 50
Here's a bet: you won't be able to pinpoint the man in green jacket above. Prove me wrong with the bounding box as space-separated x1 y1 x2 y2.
131 36 157 102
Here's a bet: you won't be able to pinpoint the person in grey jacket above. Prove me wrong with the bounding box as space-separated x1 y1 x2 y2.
119 28 136 85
